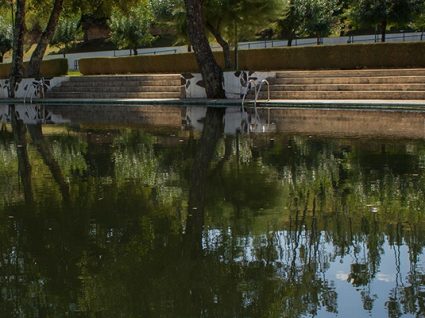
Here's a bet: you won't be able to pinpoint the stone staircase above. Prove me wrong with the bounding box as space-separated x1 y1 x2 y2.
257 69 425 100
47 74 185 99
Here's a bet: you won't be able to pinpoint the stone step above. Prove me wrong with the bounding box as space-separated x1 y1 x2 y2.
59 79 182 87
46 91 183 99
275 69 425 78
51 85 183 93
47 74 185 99
255 91 425 100
269 83 425 91
68 74 182 82
272 76 425 85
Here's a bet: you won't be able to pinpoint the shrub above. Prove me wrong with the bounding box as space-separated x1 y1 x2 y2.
0 58 68 79
79 42 425 75
237 42 425 70
79 53 206 74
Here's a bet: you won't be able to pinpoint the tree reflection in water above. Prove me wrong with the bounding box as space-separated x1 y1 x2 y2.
0 107 424 317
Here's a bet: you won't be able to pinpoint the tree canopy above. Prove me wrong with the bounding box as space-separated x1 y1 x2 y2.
0 16 12 63
349 0 423 41
108 1 155 55
50 15 81 54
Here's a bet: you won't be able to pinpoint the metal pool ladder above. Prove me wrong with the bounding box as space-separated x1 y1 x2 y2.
241 79 270 110
241 79 270 118
24 78 47 104
240 79 272 133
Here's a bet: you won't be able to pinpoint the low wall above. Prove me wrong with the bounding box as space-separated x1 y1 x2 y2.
79 42 425 75
184 71 274 99
0 77 69 99
0 71 269 100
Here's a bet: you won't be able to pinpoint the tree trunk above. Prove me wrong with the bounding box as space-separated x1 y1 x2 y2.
381 20 387 42
9 0 26 98
287 38 293 47
27 0 64 78
0 55 3 63
206 22 232 69
184 0 225 99
133 48 138 56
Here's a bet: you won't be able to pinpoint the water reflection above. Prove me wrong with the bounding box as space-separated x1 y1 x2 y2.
0 105 425 317
185 106 276 134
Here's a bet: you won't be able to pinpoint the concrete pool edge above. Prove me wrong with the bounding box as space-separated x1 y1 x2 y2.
1 98 425 111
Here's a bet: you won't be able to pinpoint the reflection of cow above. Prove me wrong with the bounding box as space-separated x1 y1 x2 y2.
184 106 275 135
0 104 70 125
185 106 249 134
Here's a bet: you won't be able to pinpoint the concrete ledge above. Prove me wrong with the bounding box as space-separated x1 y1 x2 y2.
1 98 425 111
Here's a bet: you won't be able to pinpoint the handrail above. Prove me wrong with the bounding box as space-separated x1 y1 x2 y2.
115 48 179 57
241 79 270 114
139 48 178 56
241 79 257 111
255 79 270 102
253 79 270 122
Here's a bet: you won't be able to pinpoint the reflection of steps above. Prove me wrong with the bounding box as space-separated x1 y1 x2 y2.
45 105 183 127
257 69 425 100
47 74 185 99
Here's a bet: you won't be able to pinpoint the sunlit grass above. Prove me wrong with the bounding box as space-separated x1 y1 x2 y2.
3 44 61 60
67 70 82 76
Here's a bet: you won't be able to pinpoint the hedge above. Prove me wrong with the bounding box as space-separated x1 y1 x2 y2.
79 42 425 75
237 42 425 70
0 58 68 79
79 53 218 75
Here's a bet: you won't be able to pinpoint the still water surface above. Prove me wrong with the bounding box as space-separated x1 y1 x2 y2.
0 104 425 317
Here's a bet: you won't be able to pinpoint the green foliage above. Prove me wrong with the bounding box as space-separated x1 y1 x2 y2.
302 0 339 40
278 0 338 43
410 2 425 30
68 0 142 18
108 2 155 55
50 16 82 51
26 0 54 33
0 16 12 62
170 1 189 45
150 0 177 22
278 0 305 40
205 0 286 40
350 0 423 30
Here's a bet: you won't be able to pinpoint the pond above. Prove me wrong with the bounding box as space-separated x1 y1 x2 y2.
0 104 425 317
